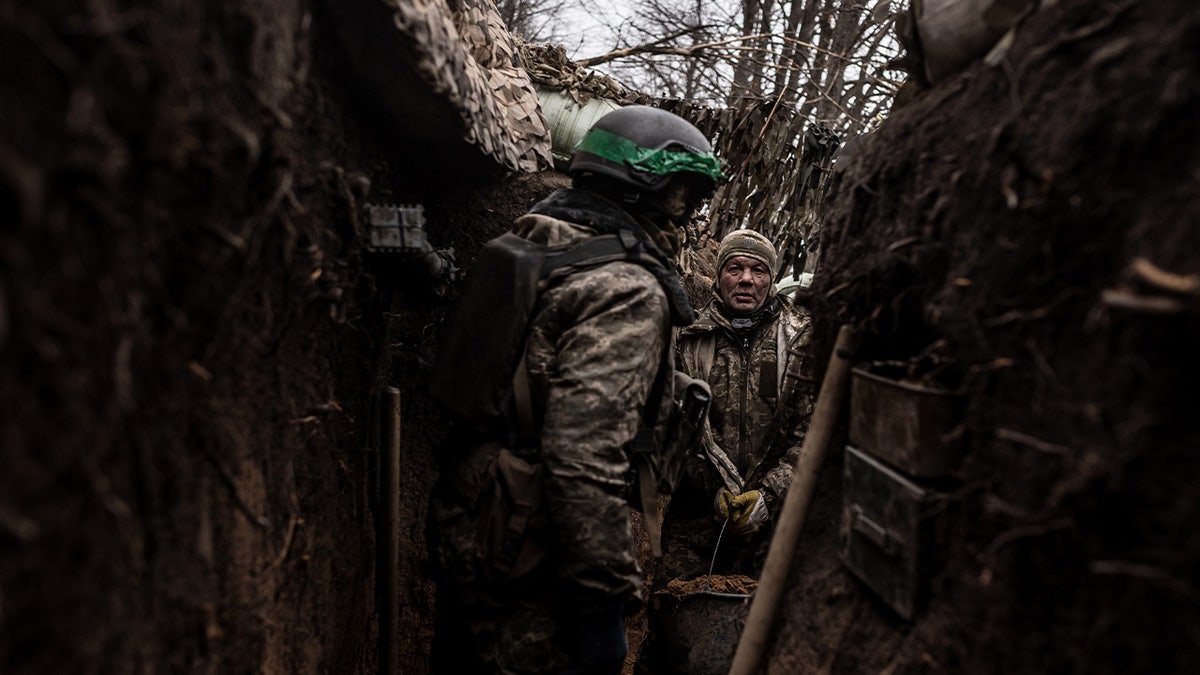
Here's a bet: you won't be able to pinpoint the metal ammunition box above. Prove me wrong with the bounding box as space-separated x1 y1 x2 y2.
366 204 430 253
839 445 946 620
848 365 965 478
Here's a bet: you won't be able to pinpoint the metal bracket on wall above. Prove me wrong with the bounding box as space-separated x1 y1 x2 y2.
365 203 458 289
848 504 904 557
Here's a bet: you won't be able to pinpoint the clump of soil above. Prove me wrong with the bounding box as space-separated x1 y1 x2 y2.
665 574 758 597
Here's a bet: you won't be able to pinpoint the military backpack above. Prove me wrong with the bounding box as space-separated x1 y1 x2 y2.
429 229 707 580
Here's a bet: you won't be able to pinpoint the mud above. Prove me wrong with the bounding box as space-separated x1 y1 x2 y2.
665 574 759 597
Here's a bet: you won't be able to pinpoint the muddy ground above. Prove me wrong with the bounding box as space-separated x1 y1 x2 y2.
2 1 1198 674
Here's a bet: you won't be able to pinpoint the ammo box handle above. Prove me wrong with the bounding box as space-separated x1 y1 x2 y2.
848 505 903 557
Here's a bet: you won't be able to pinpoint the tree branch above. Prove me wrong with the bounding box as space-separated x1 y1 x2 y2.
580 31 813 67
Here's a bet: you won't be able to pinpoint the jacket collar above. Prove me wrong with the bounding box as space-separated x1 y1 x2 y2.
681 294 780 337
525 189 697 326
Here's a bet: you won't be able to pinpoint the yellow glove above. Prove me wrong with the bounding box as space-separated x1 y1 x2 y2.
714 489 769 534
729 490 768 534
715 488 736 520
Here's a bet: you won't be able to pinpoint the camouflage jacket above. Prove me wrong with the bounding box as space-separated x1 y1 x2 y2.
675 295 814 510
431 189 685 604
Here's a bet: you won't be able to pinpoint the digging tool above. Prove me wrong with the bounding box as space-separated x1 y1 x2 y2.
728 325 858 675
657 515 750 675
380 387 401 675
703 517 731 591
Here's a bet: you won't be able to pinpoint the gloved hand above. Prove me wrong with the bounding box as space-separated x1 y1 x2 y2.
715 488 736 520
714 488 769 534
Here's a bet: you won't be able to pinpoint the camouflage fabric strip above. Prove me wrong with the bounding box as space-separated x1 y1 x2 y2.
575 127 726 181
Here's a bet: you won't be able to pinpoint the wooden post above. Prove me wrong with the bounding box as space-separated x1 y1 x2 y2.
728 325 858 675
380 387 401 675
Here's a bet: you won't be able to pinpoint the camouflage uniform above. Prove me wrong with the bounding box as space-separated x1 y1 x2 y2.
662 294 814 580
429 188 688 674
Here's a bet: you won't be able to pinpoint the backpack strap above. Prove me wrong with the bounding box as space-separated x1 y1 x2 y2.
629 325 673 556
512 351 536 442
539 231 651 279
541 234 631 273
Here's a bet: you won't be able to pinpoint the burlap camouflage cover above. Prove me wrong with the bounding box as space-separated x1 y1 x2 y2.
386 0 551 173
518 41 653 107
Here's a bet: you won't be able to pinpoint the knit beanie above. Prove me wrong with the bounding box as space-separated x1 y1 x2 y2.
716 229 778 277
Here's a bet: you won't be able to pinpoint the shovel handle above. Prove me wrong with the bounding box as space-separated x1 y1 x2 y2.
728 325 858 675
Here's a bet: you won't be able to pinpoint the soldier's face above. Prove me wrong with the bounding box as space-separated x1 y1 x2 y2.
718 255 772 314
658 182 690 221
658 177 710 225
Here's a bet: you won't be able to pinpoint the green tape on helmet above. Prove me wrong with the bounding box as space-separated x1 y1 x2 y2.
576 128 727 182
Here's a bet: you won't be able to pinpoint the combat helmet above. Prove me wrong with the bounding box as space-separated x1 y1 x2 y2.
569 105 726 195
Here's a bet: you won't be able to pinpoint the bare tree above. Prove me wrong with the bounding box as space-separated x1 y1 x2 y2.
495 0 569 43
576 0 908 140
578 0 724 101
506 0 908 272
542 1 910 278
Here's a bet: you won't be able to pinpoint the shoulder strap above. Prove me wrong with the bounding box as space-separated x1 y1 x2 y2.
540 232 641 275
746 324 810 482
631 326 673 556
631 324 673 455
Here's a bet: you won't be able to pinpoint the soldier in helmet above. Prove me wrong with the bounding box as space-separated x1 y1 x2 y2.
428 106 725 674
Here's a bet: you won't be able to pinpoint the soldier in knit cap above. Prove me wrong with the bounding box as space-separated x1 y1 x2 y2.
663 228 817 581
635 229 815 673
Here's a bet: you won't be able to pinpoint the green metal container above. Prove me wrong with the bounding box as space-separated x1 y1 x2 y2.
839 445 948 620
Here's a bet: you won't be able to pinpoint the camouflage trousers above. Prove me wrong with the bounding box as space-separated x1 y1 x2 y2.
426 441 630 674
432 580 627 675
432 581 564 674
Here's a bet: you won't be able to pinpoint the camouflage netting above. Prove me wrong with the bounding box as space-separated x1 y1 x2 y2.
386 0 551 173
665 100 840 279
515 41 841 278
518 41 654 107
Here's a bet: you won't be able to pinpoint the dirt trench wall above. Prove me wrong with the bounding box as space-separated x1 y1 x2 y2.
0 2 434 672
777 0 1200 672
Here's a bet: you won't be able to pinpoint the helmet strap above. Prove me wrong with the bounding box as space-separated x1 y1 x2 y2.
618 189 644 207
637 215 681 257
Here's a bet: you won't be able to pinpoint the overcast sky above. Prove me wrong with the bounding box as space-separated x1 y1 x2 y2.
551 0 627 60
